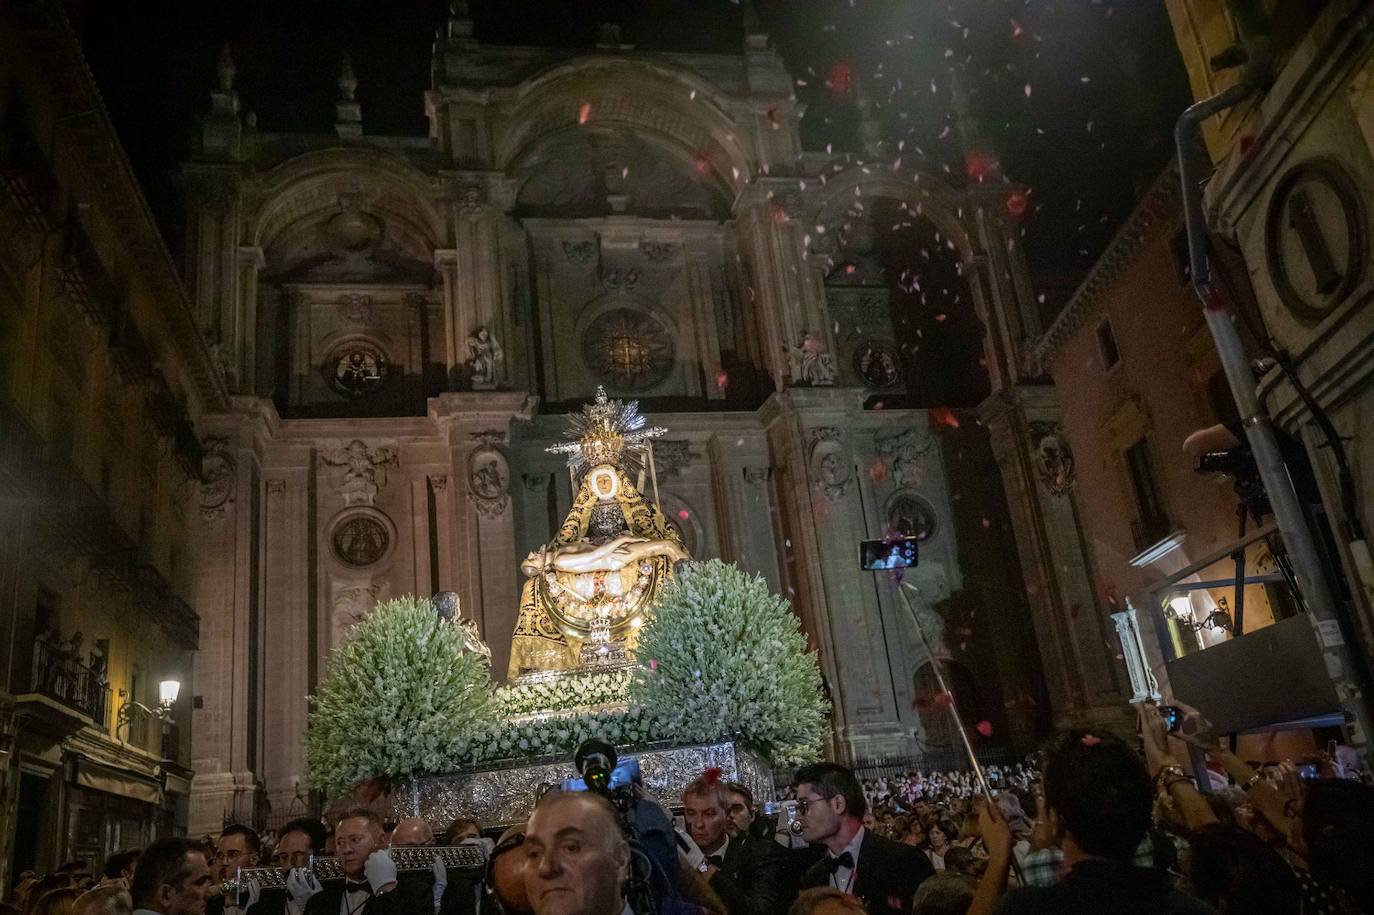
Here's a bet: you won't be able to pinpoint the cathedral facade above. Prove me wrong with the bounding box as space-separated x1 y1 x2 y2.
182 10 1113 832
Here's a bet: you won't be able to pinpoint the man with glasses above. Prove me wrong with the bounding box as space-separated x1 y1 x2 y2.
795 764 932 915
208 826 262 915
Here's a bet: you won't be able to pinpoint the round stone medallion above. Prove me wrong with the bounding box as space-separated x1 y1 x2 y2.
324 340 389 399
332 514 391 567
582 307 675 391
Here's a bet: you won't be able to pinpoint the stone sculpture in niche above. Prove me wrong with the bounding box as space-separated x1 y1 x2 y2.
785 332 835 386
467 325 504 389
1029 421 1076 497
808 428 851 503
323 439 398 506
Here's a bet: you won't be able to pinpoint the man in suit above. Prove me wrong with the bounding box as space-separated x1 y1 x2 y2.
207 825 262 915
681 775 787 915
303 808 431 915
795 764 933 915
523 792 630 915
131 837 215 915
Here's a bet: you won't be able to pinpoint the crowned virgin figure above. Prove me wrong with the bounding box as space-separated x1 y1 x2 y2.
508 389 689 677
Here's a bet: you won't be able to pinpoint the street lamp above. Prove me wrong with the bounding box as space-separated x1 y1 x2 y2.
116 678 180 739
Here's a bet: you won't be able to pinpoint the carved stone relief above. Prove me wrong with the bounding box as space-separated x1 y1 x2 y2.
652 440 692 477
332 578 391 631
876 427 935 489
562 240 596 265
808 427 851 503
199 436 236 522
469 433 510 519
336 292 375 325
1028 422 1076 497
640 241 675 262
322 440 398 506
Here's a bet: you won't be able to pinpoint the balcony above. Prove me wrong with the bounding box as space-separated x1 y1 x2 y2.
16 639 111 734
0 127 62 232
57 221 118 329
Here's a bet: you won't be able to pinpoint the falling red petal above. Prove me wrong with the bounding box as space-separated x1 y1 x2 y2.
578 102 591 125
930 406 960 429
976 720 994 737
827 59 855 97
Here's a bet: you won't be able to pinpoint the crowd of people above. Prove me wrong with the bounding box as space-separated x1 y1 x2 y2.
7 701 1372 915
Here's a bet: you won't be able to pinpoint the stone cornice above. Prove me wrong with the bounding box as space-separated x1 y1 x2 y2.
1032 162 1181 367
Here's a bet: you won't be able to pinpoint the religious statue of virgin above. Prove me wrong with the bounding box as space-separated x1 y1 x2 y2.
508 389 689 677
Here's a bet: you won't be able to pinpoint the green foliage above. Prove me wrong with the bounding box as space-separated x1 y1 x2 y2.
630 559 829 766
306 596 498 794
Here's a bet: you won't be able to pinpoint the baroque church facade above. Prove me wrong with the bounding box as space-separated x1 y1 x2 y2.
183 8 1125 832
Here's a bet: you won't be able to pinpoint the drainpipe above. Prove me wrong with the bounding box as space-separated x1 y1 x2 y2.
1175 30 1374 756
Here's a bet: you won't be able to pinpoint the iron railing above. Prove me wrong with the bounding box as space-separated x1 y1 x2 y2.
29 639 111 726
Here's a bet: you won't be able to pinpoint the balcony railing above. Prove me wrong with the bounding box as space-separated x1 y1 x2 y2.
29 639 111 727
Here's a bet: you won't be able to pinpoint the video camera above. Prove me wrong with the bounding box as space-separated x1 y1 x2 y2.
1196 446 1269 517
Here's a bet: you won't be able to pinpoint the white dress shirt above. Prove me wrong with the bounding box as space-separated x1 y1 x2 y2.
827 826 865 893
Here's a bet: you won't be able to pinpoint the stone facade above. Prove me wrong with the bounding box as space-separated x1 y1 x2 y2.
1168 0 1374 690
0 1 224 885
181 10 1081 833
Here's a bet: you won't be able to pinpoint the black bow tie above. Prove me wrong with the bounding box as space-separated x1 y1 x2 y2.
706 855 724 868
345 881 372 896
824 851 854 874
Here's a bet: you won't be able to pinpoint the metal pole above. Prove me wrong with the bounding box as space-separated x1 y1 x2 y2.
1176 83 1373 754
897 582 1025 884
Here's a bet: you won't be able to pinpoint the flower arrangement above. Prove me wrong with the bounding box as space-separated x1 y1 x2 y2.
304 560 829 793
631 559 829 766
496 667 632 718
305 596 498 795
465 705 660 765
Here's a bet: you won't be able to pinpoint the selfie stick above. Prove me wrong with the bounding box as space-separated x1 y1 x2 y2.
897 580 1025 884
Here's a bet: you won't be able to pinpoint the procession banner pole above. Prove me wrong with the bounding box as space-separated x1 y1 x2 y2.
898 580 1025 884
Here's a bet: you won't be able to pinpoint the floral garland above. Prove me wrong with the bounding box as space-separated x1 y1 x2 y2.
496 667 632 718
464 705 661 765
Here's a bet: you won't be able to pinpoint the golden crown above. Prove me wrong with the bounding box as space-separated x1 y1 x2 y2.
547 387 665 476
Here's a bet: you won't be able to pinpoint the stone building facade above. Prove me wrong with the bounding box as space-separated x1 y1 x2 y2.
1165 0 1374 694
0 1 223 885
181 9 1124 832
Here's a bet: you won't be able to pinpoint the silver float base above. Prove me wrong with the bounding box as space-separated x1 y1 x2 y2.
391 740 774 828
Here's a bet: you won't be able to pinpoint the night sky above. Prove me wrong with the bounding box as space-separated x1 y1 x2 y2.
78 0 1191 357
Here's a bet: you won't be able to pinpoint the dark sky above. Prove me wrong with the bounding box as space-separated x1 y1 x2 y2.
79 0 1190 331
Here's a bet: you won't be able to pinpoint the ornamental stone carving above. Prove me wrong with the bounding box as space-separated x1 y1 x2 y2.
652 440 692 477
640 241 675 262
876 427 935 489
743 466 770 485
1028 421 1076 497
332 578 391 629
336 292 375 325
199 436 236 522
322 439 398 506
452 177 487 216
469 433 510 519
562 240 596 265
808 427 851 503
467 325 504 390
785 332 835 386
601 267 640 291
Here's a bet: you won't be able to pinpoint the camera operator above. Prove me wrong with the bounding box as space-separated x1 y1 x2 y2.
679 775 787 915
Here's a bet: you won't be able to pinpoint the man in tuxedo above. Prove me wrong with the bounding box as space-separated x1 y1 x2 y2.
303 808 431 915
681 775 786 915
796 764 933 915
208 825 262 915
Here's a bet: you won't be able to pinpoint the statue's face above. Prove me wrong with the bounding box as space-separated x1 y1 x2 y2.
588 465 620 501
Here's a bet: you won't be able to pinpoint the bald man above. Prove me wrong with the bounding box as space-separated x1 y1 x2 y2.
524 793 631 915
390 819 435 848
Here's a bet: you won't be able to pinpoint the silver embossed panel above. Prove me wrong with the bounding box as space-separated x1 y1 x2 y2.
389 740 774 828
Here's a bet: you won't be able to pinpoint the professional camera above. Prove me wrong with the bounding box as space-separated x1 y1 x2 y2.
1196 445 1269 517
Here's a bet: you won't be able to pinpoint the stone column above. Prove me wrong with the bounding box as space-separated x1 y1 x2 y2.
980 385 1129 728
684 244 726 400
188 412 264 836
435 249 463 387
235 246 265 393
445 175 517 390
260 467 308 812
